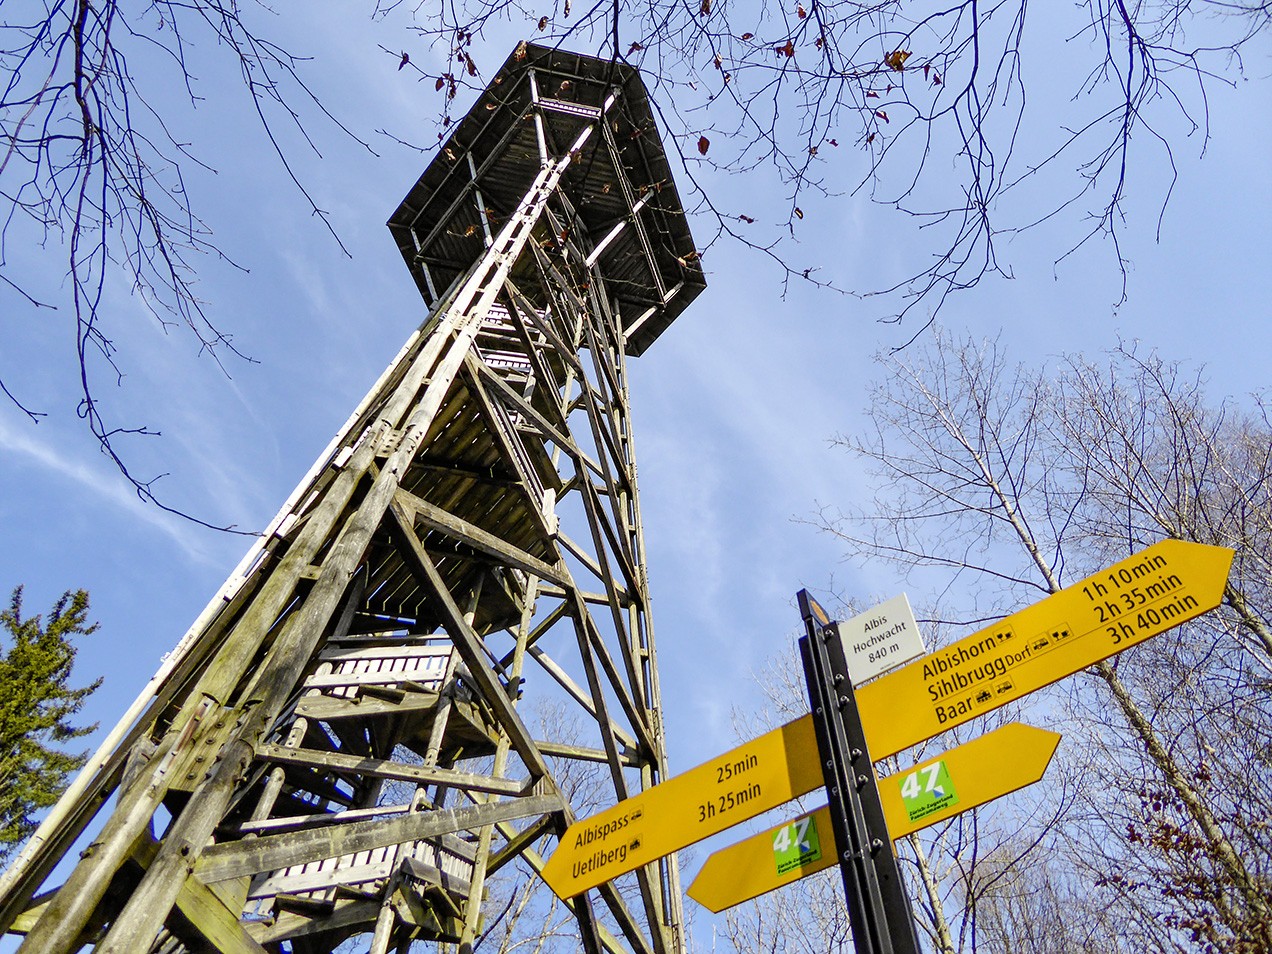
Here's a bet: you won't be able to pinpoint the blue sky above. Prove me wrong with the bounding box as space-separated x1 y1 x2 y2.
1 5 1268 947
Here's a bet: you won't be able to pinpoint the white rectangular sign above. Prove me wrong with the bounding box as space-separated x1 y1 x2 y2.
838 594 925 685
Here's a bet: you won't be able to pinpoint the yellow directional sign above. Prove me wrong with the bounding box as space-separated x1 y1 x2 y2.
541 717 824 899
542 540 1230 901
856 539 1232 759
698 540 1231 780
687 723 1061 912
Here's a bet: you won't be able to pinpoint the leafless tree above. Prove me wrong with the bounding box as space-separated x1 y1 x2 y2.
1 1 368 527
816 331 1272 949
4 3 1270 519
396 1 1271 317
961 831 1135 954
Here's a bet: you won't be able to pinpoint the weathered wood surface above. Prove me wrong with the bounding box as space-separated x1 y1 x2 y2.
254 743 527 795
198 793 562 884
5 45 699 954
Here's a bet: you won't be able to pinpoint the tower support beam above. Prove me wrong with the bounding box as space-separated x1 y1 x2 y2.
4 42 704 954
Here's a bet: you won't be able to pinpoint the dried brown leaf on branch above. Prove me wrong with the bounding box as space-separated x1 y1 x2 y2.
7 0 1269 524
698 135 710 155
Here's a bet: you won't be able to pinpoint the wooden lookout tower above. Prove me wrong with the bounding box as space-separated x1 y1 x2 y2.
1 43 705 954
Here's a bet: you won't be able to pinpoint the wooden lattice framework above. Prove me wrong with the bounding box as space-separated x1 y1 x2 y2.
0 43 705 954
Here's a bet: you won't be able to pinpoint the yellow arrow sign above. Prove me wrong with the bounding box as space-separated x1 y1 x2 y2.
749 539 1232 769
541 717 823 898
541 540 1230 900
686 722 1061 912
856 539 1231 759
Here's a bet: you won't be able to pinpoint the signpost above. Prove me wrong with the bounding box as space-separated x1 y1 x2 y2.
797 590 921 954
541 539 1233 927
686 722 1061 912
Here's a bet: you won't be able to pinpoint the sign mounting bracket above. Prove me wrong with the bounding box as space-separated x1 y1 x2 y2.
798 589 921 954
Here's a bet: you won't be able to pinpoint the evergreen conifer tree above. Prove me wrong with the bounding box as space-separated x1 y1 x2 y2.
0 588 102 864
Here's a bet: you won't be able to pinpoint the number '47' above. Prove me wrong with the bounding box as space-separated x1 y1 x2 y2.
900 763 942 800
772 817 814 854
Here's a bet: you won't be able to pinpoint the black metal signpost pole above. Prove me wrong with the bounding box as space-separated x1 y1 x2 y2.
797 590 922 954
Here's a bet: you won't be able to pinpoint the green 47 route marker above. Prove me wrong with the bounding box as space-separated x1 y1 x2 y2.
772 814 823 875
900 758 957 822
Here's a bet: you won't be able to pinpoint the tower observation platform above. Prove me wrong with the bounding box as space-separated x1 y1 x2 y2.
390 42 705 353
1 42 703 954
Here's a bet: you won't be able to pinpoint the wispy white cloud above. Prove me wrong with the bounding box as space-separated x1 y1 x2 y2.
0 415 223 566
